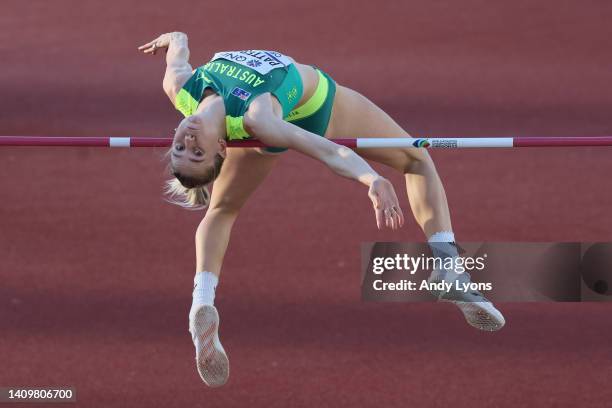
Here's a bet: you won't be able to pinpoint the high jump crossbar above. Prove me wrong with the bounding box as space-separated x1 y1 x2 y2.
1 136 612 148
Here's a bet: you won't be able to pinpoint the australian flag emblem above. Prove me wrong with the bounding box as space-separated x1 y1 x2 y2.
231 87 251 101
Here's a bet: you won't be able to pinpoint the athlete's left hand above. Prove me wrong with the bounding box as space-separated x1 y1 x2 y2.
368 176 404 230
138 32 185 55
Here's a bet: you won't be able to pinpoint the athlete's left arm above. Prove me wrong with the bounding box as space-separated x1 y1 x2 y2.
244 94 404 230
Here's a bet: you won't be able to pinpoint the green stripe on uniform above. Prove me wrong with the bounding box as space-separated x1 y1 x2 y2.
175 88 200 117
226 116 250 140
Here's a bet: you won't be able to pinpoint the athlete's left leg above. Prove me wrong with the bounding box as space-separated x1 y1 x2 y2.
326 84 505 331
325 85 452 238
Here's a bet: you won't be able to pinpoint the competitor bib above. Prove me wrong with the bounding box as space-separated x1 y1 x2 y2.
211 50 293 75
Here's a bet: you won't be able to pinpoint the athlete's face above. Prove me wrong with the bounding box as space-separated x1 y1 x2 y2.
171 115 226 179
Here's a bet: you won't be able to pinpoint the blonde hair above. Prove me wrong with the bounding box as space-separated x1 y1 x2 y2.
163 148 224 210
164 178 211 210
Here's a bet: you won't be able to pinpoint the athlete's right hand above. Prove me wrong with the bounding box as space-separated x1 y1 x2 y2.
368 176 404 230
138 32 186 55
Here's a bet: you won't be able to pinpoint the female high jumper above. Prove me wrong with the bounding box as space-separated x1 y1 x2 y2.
138 32 505 387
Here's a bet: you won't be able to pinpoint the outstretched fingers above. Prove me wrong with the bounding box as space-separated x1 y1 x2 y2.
374 201 384 230
137 41 154 51
368 177 404 230
138 40 158 55
387 188 405 229
137 34 168 55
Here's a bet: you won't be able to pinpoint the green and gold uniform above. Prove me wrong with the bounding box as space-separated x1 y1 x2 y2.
175 50 337 153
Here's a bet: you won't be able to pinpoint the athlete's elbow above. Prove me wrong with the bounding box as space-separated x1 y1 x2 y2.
319 145 349 170
323 144 352 163
336 145 354 158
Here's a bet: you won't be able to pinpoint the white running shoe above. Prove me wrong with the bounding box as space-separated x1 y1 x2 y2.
428 269 506 332
189 305 229 387
440 294 506 332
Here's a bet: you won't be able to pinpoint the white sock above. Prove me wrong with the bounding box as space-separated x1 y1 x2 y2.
427 231 459 285
428 231 455 243
191 271 218 311
428 231 458 259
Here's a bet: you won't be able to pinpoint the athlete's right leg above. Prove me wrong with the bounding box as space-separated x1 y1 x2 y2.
190 147 280 387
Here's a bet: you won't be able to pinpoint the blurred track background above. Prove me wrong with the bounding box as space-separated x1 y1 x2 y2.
2 0 612 406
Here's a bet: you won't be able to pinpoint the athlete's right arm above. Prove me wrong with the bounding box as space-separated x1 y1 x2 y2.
138 32 193 105
244 94 405 230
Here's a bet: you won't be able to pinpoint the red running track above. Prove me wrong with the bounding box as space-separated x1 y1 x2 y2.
2 0 612 407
